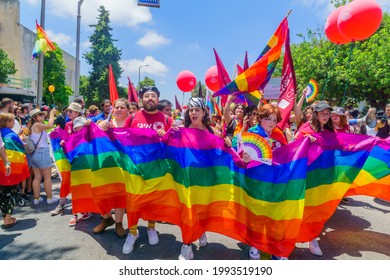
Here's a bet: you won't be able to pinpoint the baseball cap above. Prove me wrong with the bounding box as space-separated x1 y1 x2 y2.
314 101 333 112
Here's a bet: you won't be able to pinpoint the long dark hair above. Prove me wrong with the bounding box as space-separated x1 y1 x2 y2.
310 110 334 132
183 108 212 129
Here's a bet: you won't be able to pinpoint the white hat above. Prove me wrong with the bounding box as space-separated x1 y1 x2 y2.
73 116 87 129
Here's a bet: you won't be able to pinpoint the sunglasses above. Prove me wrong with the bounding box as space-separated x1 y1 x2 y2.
67 110 74 114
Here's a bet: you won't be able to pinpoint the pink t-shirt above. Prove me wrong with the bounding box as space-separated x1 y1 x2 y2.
64 121 74 135
295 121 316 140
124 110 172 132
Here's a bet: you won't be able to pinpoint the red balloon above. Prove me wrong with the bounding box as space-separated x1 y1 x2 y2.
182 105 188 110
204 65 220 92
176 70 196 92
338 0 383 41
324 6 351 44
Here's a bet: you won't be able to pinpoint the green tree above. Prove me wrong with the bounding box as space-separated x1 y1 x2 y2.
84 5 122 103
190 81 206 98
79 75 91 105
139 76 155 90
279 12 390 108
0 48 17 84
42 43 73 108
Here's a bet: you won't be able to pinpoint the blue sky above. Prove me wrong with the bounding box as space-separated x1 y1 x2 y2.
21 0 390 105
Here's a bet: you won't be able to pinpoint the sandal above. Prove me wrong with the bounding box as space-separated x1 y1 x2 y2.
2 217 17 229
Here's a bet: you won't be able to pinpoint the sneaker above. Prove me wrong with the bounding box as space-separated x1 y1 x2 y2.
50 203 65 216
198 233 207 247
33 197 43 206
122 232 139 254
341 198 349 204
47 196 59 205
80 212 92 220
249 246 260 260
68 215 78 227
147 228 159 245
309 239 323 256
179 244 194 260
272 255 289 260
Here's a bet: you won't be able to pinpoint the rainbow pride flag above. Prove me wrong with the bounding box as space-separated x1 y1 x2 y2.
213 18 288 98
51 125 390 257
0 128 29 185
31 21 56 60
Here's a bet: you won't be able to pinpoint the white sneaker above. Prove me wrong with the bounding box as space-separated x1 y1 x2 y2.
179 244 194 260
147 228 159 245
249 246 260 260
46 196 59 205
309 239 323 256
122 232 139 254
33 197 43 206
198 233 207 247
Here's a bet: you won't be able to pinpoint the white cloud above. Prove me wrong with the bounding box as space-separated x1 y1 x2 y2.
136 30 171 48
120 56 169 79
294 0 334 20
46 30 73 47
47 0 152 28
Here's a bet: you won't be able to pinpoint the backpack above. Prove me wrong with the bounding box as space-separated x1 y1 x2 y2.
24 132 43 154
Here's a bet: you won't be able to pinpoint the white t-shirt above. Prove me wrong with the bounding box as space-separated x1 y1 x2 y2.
0 136 4 149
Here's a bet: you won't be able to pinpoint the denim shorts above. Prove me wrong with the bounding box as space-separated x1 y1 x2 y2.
30 147 52 169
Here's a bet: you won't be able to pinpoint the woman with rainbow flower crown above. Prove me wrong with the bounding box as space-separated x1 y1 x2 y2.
241 103 288 260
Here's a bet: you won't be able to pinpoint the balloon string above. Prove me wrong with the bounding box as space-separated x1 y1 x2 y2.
321 45 338 99
342 42 355 105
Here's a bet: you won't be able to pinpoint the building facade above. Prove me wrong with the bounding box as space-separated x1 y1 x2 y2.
0 0 76 103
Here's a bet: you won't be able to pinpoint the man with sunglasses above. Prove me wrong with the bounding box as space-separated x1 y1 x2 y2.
122 86 172 255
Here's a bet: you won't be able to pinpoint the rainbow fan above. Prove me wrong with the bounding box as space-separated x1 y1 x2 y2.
238 132 273 165
305 79 319 103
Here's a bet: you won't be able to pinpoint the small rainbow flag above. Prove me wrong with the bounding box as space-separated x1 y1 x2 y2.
32 20 56 60
305 79 319 103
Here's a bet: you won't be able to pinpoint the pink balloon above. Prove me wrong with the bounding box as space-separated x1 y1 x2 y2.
338 0 383 41
204 65 220 92
176 70 196 92
324 6 351 44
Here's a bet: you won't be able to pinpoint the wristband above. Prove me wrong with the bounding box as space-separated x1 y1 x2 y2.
5 161 11 166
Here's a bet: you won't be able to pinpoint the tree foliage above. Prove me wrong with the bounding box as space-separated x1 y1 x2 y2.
0 48 17 84
84 5 122 105
42 43 73 108
280 12 389 108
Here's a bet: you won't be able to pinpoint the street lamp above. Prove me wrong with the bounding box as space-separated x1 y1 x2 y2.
75 0 84 97
138 64 149 97
36 0 46 107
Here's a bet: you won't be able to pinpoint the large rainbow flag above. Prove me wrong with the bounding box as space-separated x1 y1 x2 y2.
50 124 390 257
0 128 29 185
213 17 288 98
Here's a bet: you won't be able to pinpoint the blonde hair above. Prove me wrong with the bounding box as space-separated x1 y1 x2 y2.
0 113 14 129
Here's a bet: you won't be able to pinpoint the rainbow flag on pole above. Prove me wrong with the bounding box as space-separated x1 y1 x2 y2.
51 125 390 257
213 18 288 98
31 20 56 60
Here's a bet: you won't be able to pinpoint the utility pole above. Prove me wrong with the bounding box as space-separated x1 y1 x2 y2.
75 0 84 97
36 0 46 107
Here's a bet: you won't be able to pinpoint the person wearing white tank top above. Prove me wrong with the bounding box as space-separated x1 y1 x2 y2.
28 108 59 207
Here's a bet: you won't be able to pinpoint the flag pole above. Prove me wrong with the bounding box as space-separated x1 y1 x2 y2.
285 9 292 18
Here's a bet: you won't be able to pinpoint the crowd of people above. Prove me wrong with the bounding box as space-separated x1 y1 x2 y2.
0 89 389 260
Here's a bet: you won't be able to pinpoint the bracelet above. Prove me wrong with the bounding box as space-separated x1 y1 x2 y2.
5 161 11 166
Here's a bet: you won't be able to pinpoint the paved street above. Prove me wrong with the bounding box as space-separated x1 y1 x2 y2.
1 177 389 260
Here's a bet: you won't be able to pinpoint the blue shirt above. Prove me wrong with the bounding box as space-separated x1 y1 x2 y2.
90 112 106 123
